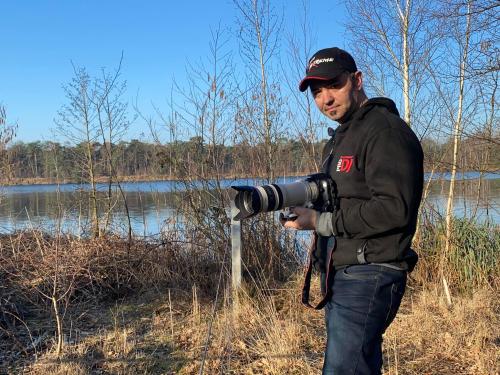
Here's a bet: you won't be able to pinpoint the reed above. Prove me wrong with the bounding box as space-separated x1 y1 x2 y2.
413 212 499 293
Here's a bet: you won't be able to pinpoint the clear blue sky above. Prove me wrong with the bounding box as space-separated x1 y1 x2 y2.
1 1 347 143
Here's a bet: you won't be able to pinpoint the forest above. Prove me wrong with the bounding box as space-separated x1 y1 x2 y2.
1 134 498 183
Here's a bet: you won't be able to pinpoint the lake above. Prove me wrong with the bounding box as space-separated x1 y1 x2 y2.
0 173 498 237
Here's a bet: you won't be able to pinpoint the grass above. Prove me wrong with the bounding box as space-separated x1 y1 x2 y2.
6 277 498 374
383 287 499 374
413 214 499 294
0 213 499 374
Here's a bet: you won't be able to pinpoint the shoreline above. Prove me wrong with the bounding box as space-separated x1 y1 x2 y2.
0 172 309 187
0 170 498 187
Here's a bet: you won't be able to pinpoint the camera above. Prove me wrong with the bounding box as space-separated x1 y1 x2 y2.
231 173 336 220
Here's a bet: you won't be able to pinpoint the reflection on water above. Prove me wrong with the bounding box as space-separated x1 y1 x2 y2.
0 188 181 237
0 174 498 237
424 178 499 223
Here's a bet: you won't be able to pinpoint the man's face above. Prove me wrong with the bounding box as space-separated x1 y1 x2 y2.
310 71 362 124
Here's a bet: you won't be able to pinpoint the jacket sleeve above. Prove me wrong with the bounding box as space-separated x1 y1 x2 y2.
316 128 423 239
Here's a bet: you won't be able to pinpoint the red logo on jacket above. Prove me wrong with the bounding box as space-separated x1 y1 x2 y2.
336 156 354 173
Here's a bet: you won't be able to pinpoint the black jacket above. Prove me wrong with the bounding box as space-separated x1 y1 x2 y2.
315 97 423 271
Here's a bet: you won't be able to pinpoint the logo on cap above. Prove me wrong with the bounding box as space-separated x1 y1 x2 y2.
308 57 335 72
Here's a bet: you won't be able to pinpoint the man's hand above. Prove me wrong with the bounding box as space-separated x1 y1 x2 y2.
280 206 318 230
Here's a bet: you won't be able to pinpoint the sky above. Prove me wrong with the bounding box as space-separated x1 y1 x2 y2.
0 1 348 143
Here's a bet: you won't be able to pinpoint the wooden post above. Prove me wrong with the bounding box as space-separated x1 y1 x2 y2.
231 202 242 292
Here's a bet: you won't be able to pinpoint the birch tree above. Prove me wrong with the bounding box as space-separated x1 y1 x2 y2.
442 0 472 304
343 0 438 131
425 0 498 301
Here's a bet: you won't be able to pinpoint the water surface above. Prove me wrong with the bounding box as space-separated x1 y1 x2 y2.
0 173 498 237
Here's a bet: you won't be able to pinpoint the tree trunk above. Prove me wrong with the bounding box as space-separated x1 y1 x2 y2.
442 0 472 305
397 0 412 126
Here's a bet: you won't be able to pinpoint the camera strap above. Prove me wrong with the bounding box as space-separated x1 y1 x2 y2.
301 233 336 310
301 128 338 309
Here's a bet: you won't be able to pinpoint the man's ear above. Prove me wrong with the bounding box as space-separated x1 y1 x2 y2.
353 71 363 91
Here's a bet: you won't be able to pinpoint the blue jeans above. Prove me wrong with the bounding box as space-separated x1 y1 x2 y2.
322 265 407 375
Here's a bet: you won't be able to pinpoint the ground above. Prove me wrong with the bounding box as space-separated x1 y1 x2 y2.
3 276 498 374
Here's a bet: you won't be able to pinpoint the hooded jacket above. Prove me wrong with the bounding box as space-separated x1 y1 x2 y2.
314 97 423 271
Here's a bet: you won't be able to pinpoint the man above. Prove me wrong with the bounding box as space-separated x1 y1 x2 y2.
281 47 423 374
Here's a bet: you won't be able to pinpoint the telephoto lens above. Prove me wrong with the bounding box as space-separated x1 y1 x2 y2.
231 173 334 220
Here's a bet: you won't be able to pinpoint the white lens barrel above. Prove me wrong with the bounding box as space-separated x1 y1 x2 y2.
255 186 269 212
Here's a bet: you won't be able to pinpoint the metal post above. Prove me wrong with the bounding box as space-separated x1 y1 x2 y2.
231 202 242 292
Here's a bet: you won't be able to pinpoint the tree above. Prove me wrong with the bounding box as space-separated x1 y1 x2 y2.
93 56 133 238
428 0 500 302
55 58 134 239
343 0 439 131
234 0 284 181
0 105 18 181
168 26 235 260
56 66 102 237
283 0 323 173
442 0 472 304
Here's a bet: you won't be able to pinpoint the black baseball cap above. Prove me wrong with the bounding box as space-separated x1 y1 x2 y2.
299 47 357 92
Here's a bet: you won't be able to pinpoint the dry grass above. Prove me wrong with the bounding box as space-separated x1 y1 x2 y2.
11 277 498 375
174 278 325 374
177 280 499 375
0 229 225 372
1 219 498 374
22 290 182 374
383 286 499 374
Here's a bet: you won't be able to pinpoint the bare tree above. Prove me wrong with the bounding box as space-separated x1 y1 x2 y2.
234 0 283 181
55 59 133 239
55 66 102 237
441 0 472 304
0 105 17 182
93 56 134 243
154 26 235 261
283 0 322 173
467 67 498 220
343 0 439 131
422 0 498 301
451 0 499 77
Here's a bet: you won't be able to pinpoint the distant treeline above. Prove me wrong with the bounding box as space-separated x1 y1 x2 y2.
1 132 498 183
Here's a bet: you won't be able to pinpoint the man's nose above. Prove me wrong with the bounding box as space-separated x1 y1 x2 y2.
322 90 334 105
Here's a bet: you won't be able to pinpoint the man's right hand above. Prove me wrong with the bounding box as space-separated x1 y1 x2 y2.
280 206 319 231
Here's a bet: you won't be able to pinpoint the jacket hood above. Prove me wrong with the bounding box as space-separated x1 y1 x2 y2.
358 97 400 118
335 97 400 134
